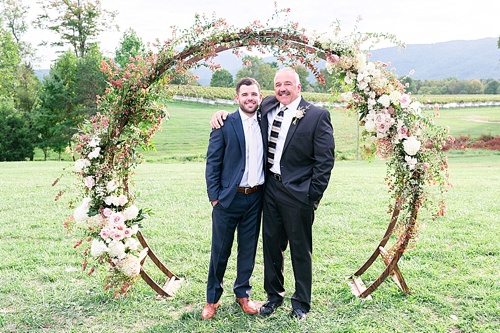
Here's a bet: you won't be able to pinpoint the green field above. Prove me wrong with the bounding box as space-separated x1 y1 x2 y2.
36 100 500 163
3 101 500 332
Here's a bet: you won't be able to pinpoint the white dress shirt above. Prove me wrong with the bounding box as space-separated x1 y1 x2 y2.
267 96 301 175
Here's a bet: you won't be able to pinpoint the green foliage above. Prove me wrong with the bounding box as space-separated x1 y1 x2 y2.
0 26 21 97
209 68 233 88
0 0 34 61
0 97 35 160
235 55 277 90
34 47 107 158
34 0 117 58
484 80 500 94
114 28 147 69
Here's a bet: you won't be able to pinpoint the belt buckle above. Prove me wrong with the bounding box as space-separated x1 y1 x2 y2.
244 187 251 194
273 173 281 182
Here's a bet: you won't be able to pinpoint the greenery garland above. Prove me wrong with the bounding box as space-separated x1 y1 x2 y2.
59 8 451 296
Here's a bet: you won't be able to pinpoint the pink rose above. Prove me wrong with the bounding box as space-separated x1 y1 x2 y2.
102 208 113 217
84 176 95 189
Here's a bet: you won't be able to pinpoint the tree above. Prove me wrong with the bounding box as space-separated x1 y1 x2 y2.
399 76 418 94
0 97 35 161
0 26 21 98
484 80 500 94
34 47 106 159
294 65 311 92
34 0 117 58
236 55 277 90
0 0 35 62
114 28 146 68
210 68 233 87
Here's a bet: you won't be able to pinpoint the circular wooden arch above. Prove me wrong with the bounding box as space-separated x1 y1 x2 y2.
69 15 448 297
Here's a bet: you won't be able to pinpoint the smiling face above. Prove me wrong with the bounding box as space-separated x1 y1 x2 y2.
274 68 301 106
235 82 262 116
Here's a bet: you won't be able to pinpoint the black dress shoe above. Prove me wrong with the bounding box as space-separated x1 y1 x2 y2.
259 301 282 316
290 308 307 320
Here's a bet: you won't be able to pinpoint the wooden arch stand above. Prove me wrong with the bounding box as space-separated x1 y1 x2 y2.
136 231 183 297
347 196 419 299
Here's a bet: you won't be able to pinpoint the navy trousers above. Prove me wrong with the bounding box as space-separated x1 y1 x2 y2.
206 190 262 303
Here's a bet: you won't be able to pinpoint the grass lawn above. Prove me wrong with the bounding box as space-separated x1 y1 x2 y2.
1 150 499 332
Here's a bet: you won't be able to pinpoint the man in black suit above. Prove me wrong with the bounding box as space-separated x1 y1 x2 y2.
203 78 265 319
211 67 335 320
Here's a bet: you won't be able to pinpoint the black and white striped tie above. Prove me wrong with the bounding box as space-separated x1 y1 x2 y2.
267 107 287 169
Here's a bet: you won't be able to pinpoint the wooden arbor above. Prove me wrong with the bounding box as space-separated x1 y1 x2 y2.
95 17 446 298
136 231 183 297
347 194 421 299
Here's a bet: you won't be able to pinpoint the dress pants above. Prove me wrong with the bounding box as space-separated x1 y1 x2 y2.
206 190 262 303
262 174 315 312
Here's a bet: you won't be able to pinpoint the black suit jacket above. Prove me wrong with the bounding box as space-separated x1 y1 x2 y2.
260 95 335 205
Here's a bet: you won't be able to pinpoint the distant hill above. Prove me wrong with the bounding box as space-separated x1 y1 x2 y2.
369 38 500 80
35 38 500 84
192 38 500 84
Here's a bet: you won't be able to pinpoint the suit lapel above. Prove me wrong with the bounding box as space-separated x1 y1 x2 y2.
230 110 245 156
283 97 308 151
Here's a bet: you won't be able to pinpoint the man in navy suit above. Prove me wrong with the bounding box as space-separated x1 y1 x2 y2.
202 77 265 320
211 68 335 320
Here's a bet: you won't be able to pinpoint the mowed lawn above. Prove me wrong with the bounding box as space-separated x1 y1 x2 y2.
2 101 500 332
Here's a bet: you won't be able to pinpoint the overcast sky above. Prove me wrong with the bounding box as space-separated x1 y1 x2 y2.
26 0 500 69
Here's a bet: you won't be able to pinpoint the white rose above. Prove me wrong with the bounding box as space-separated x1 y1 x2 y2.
104 195 118 206
117 194 128 206
364 119 376 132
90 239 108 257
106 179 119 193
124 237 140 251
123 205 139 220
75 158 90 172
389 91 402 105
107 240 126 259
87 147 101 159
403 136 421 156
378 94 391 108
88 137 100 148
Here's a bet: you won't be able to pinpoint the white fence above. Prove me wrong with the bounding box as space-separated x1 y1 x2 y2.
173 95 500 109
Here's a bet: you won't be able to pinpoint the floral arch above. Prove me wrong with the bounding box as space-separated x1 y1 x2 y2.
60 9 451 297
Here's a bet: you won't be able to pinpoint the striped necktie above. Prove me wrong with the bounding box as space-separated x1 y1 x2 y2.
267 106 287 169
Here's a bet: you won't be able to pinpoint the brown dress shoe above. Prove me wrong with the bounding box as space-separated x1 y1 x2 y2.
201 302 219 320
236 297 259 315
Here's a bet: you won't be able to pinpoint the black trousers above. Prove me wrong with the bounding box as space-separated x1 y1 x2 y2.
262 174 315 312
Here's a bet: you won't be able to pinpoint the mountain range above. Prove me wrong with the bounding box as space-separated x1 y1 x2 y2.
34 38 500 84
189 37 500 85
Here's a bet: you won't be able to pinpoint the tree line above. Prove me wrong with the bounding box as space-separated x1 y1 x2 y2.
209 58 500 95
1 0 499 161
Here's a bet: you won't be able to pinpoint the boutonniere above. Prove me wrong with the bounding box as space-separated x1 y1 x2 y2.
292 106 309 125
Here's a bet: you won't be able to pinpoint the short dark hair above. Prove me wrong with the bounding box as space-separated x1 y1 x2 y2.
235 77 260 94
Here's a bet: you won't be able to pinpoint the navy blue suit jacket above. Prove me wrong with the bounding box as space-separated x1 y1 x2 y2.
206 110 259 208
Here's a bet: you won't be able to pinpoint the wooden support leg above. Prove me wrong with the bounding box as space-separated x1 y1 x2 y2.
136 231 184 298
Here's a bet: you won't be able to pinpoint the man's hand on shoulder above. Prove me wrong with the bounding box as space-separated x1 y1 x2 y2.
210 110 229 129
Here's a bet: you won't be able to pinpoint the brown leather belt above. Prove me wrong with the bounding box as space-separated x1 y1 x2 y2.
237 185 263 194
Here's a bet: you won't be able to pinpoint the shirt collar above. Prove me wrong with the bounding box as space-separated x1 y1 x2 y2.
279 96 301 113
239 108 258 122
